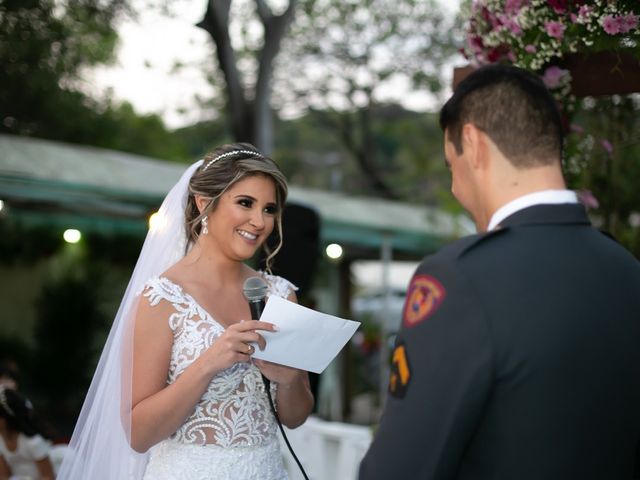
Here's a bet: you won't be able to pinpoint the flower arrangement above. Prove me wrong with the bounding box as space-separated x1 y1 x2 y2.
462 0 639 102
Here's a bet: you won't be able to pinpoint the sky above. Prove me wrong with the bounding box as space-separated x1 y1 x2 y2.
88 0 465 129
87 2 214 128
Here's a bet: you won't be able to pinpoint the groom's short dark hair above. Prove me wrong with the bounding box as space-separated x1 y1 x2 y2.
440 64 563 168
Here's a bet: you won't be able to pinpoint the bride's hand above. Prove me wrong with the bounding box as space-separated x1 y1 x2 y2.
253 359 305 387
205 320 276 373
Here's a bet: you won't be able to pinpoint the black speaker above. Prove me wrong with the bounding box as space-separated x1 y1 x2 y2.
259 204 320 297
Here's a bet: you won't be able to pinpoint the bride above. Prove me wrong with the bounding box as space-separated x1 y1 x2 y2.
57 143 314 479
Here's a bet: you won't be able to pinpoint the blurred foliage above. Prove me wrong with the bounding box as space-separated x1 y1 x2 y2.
275 0 459 198
0 220 62 265
0 0 191 161
274 107 455 206
564 95 640 257
31 251 111 434
0 219 145 434
171 119 233 161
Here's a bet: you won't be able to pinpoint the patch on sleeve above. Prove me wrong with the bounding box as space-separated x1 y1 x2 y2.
402 274 446 328
389 342 411 398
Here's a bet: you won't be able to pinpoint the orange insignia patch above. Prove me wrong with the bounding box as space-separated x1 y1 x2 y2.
402 274 446 328
389 342 411 398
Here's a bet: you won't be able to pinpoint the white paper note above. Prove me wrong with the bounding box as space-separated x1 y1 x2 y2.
251 296 361 374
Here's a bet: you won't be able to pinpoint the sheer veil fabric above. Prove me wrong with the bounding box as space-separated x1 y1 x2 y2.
58 160 203 479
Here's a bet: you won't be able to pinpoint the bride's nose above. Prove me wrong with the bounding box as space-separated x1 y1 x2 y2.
248 209 266 230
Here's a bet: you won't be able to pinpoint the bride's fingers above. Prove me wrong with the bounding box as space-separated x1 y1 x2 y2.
232 320 278 333
235 331 266 351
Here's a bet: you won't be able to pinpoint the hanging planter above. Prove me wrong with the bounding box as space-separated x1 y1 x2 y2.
454 49 640 97
454 1 640 101
563 50 640 96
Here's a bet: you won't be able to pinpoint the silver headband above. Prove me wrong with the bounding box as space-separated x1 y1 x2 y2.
0 386 14 416
202 149 263 172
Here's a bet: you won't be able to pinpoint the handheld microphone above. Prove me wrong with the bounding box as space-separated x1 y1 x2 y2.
242 276 269 320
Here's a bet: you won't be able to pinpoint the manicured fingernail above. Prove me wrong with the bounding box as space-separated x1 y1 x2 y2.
272 325 279 332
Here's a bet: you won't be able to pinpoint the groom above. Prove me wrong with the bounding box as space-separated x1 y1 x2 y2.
359 64 640 479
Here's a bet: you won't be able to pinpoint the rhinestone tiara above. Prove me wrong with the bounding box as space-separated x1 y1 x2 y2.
202 149 263 172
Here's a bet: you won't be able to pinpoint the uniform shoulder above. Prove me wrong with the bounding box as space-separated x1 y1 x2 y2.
425 228 509 266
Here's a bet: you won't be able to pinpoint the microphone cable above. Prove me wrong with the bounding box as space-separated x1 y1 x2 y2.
243 276 309 479
262 374 310 480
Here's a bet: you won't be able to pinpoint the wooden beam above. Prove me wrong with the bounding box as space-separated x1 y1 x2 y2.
452 51 640 97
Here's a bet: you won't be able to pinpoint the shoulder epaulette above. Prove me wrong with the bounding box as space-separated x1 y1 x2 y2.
457 227 511 259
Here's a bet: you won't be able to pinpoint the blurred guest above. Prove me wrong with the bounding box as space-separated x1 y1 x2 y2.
0 386 55 480
0 362 19 390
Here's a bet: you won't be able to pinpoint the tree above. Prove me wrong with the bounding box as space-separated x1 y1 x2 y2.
274 0 458 198
0 0 191 161
195 0 298 153
0 0 126 137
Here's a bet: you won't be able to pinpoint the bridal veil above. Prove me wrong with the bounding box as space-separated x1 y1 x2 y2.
57 160 203 479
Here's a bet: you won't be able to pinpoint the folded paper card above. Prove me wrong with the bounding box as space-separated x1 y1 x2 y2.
251 295 361 374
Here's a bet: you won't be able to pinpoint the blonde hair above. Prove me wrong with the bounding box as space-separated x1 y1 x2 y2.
184 143 288 272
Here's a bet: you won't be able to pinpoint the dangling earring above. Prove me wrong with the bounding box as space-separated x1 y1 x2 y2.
201 217 209 235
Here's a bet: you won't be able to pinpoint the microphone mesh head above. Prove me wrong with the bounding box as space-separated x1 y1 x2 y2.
243 276 269 301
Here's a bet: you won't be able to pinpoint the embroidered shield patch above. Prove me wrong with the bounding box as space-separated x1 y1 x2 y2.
389 342 411 398
402 274 446 327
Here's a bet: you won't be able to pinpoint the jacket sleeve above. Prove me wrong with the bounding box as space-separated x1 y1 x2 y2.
359 260 493 479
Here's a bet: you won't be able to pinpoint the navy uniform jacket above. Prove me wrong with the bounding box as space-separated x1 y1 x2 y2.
359 204 640 480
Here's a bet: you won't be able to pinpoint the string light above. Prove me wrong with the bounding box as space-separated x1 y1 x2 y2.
63 229 82 244
326 243 343 260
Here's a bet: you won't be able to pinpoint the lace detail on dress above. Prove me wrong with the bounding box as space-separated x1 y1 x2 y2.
261 272 298 299
141 274 296 449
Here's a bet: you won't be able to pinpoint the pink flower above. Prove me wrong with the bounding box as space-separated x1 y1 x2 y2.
619 13 638 33
525 44 536 53
469 35 484 52
577 190 600 210
570 123 584 134
545 20 566 39
602 15 620 35
542 66 568 89
570 13 578 23
487 46 508 62
498 16 523 35
547 0 568 14
505 0 529 15
601 139 613 155
578 5 592 18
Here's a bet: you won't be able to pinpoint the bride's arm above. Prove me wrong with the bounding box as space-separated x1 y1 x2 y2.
130 298 215 452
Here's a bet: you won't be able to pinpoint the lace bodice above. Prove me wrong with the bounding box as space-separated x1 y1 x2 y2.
141 273 296 448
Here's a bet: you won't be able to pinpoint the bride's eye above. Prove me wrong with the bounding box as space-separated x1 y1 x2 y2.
264 204 278 215
238 198 253 208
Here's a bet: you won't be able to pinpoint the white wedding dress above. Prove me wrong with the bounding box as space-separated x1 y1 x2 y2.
140 273 294 480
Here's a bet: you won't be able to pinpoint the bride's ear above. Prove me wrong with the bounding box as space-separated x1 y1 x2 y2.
194 195 210 214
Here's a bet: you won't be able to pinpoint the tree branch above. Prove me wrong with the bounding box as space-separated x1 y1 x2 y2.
197 0 250 141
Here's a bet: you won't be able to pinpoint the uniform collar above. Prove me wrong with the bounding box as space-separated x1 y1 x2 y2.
487 190 579 231
497 203 591 229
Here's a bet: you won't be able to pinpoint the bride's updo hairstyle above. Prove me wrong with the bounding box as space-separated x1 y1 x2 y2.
185 142 288 271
